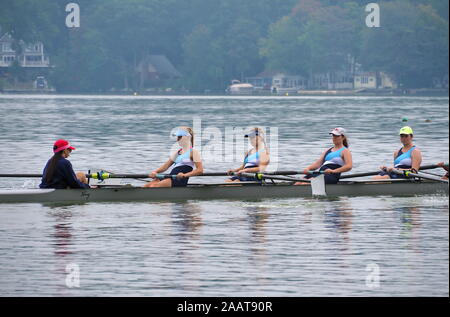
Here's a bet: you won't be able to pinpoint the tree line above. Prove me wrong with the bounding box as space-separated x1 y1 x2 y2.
0 0 448 92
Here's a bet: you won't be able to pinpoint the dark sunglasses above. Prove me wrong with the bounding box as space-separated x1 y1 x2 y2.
400 134 411 138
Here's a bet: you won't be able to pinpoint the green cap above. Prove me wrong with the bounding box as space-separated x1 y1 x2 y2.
399 126 413 135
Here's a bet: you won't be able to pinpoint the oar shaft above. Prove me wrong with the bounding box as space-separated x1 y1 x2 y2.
1 164 446 179
391 169 449 183
0 174 43 178
341 164 445 179
240 172 311 183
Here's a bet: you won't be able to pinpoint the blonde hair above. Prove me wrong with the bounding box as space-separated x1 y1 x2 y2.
252 127 269 154
180 126 194 147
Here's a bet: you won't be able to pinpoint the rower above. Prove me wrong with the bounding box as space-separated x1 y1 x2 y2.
144 127 203 187
226 127 270 182
374 126 422 179
39 139 90 189
297 127 353 184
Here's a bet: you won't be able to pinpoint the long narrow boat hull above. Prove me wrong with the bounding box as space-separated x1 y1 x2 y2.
0 181 448 204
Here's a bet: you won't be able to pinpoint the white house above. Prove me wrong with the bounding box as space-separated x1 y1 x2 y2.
354 72 377 89
0 33 50 68
245 71 307 93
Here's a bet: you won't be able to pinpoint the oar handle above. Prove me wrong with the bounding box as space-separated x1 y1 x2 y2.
391 168 449 183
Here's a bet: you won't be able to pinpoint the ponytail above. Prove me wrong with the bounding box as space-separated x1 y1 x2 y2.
254 127 270 155
44 151 63 183
343 135 349 148
186 127 194 147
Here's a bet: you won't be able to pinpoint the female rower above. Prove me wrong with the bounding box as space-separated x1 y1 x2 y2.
373 126 422 179
226 127 270 182
297 127 353 184
144 127 203 187
39 139 90 189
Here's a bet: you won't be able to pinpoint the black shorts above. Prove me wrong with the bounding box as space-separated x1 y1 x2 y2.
304 164 341 184
169 165 193 187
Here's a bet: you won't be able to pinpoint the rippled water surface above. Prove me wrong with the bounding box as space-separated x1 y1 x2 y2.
0 95 448 296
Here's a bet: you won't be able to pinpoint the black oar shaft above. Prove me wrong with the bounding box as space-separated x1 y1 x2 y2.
240 172 311 183
0 174 43 178
341 164 444 179
1 164 447 179
390 169 449 183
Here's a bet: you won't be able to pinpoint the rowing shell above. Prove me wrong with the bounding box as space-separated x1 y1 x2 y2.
0 180 447 204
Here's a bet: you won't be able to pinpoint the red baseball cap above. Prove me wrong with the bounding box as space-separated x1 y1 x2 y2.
53 139 76 153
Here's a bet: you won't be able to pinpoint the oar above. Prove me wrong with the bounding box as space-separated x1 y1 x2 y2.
0 174 44 178
419 170 446 177
48 170 311 180
390 169 449 184
340 164 446 179
239 172 311 183
240 172 329 196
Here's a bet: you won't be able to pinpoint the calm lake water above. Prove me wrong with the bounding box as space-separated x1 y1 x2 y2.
0 95 448 296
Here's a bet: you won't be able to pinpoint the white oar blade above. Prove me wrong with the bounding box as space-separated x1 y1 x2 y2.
311 174 327 196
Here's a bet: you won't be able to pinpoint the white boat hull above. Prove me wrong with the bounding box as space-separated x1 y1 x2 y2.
0 181 447 204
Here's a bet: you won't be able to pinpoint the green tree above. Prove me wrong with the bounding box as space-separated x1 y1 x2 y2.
182 25 225 91
360 0 449 88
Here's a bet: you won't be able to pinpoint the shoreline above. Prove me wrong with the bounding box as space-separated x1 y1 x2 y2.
0 88 448 97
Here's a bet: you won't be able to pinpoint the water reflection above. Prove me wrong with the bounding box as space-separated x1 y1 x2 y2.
46 207 76 295
398 206 422 253
323 200 353 267
168 203 204 293
170 203 203 240
47 208 74 257
246 206 269 259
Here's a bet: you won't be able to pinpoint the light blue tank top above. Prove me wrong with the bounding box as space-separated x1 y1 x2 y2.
244 148 266 168
321 147 346 168
394 146 415 168
172 149 195 169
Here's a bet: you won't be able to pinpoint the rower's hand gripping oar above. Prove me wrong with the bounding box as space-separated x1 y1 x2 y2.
390 168 449 184
340 164 447 179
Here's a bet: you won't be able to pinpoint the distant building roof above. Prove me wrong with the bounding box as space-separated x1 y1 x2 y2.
355 72 377 76
138 54 181 78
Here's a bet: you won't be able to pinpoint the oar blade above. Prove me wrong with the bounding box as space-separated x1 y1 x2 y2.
311 174 327 196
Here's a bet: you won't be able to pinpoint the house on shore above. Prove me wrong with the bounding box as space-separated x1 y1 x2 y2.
0 33 50 68
136 54 181 90
0 32 51 90
243 70 398 94
310 72 354 90
354 71 398 90
245 71 307 93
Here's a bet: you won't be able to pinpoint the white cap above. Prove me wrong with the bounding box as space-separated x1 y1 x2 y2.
329 127 346 136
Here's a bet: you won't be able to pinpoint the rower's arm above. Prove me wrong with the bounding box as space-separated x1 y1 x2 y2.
153 159 174 173
411 148 422 171
332 149 353 173
230 150 249 172
232 165 245 172
307 152 326 171
184 149 203 177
